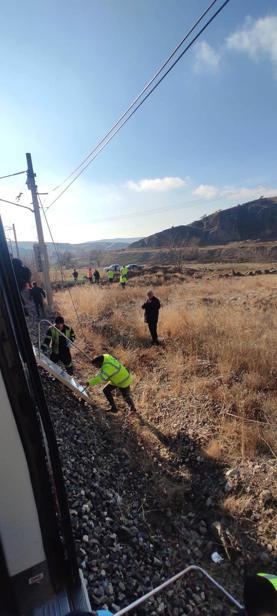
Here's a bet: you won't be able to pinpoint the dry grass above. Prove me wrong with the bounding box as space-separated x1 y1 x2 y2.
55 273 277 463
223 494 254 517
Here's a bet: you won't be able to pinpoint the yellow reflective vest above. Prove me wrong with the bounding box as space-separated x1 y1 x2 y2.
258 573 277 591
120 265 128 276
88 354 132 388
44 325 75 354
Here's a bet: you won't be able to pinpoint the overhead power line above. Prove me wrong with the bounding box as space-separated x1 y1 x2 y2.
50 0 220 195
87 194 226 224
46 0 231 212
0 170 26 180
0 197 34 212
0 170 26 181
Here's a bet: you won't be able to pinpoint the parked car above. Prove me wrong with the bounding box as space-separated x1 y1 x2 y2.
126 263 144 271
103 263 121 272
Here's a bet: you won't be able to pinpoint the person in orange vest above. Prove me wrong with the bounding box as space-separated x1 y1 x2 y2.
88 267 93 284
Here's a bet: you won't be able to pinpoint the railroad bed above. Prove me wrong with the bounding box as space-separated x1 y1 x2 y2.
41 371 247 615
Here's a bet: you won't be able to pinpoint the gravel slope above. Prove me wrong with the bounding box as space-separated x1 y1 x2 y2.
41 371 254 616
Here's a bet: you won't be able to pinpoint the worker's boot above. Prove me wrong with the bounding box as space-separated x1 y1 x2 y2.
127 398 137 413
107 405 118 414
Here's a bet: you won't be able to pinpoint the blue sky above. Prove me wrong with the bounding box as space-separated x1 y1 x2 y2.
1 0 277 243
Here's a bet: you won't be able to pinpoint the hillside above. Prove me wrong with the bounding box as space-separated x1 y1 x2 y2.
131 197 277 249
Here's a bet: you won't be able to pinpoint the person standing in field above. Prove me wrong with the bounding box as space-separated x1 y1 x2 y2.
120 265 128 277
142 290 161 345
108 270 114 283
72 269 78 282
88 267 93 283
94 269 100 284
119 271 127 288
31 281 46 317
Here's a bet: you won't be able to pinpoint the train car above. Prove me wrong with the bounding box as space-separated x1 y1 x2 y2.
0 217 91 615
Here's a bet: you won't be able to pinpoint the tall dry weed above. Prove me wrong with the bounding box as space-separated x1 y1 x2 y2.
56 274 277 461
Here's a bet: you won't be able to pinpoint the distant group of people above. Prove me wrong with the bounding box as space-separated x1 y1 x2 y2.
72 268 101 283
87 267 100 283
72 265 133 287
106 267 126 286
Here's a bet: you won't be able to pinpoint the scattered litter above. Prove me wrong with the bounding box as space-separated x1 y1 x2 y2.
211 552 224 564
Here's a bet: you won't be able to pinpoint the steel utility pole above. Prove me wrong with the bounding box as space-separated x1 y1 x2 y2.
26 153 53 311
4 224 20 258
12 224 20 258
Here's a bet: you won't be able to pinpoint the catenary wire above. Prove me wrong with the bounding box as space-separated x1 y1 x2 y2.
0 170 26 180
88 195 226 224
49 0 220 194
46 0 232 211
0 197 34 212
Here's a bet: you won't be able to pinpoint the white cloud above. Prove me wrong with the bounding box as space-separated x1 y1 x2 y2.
194 183 277 202
126 176 186 192
226 15 277 69
222 185 277 202
193 184 220 199
194 41 220 73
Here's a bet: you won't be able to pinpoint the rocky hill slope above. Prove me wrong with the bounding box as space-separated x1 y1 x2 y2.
131 197 277 249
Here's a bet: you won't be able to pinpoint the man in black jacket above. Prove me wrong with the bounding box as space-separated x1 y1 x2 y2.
142 290 161 344
31 281 46 317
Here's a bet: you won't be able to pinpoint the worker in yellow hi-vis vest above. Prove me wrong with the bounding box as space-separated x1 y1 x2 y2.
86 354 136 413
243 572 277 615
119 265 128 288
41 316 75 375
120 265 128 276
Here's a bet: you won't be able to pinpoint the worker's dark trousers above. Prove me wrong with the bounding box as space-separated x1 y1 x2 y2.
34 301 44 317
103 383 135 411
147 318 158 343
51 349 73 375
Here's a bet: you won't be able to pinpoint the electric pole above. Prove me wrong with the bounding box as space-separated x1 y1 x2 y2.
26 153 53 311
12 224 20 258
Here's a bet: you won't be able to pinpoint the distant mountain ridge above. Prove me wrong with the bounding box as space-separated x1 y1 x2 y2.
13 237 141 259
130 197 277 249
